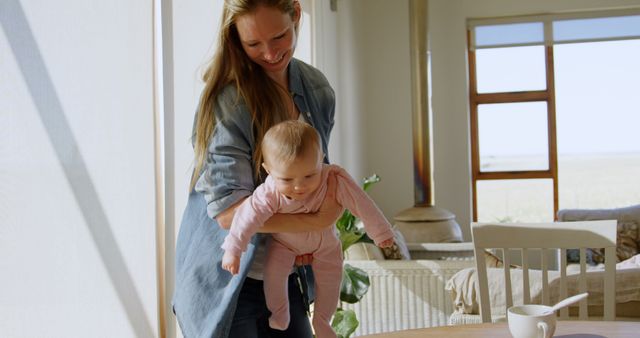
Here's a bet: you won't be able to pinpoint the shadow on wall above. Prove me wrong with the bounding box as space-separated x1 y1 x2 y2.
0 1 154 337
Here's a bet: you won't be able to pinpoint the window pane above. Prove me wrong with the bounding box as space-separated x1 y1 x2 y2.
558 154 640 209
477 179 554 222
555 39 640 209
474 22 544 47
478 102 549 172
476 46 546 93
554 15 640 42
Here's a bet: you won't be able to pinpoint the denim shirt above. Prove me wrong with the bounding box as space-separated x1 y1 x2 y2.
173 58 335 338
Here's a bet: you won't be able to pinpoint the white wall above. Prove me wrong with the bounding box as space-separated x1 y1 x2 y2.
172 0 222 241
309 0 341 163
334 0 640 241
333 0 415 230
1 1 157 337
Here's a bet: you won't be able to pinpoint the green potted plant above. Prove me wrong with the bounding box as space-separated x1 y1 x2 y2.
330 174 382 338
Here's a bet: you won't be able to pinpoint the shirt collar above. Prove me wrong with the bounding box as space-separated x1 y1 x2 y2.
288 58 304 97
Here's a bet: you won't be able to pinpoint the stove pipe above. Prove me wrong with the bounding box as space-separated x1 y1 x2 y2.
394 0 463 243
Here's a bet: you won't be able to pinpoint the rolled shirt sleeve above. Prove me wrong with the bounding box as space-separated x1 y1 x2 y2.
194 87 258 219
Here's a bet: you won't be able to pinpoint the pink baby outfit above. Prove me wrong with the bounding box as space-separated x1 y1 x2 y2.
221 164 394 338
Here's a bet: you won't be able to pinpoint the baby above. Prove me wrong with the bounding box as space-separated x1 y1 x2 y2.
221 120 394 338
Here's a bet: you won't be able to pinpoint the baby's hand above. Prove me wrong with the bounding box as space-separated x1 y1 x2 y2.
222 251 241 275
378 238 395 248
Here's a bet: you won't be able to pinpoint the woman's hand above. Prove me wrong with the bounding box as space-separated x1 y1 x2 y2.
215 197 248 229
292 175 344 266
295 253 313 266
260 173 344 233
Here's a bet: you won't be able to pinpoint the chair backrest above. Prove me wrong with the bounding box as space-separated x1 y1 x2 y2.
471 220 617 323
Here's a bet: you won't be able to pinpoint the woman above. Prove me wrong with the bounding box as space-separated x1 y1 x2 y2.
172 1 342 337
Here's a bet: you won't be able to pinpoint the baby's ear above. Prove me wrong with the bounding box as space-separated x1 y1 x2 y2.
261 162 270 174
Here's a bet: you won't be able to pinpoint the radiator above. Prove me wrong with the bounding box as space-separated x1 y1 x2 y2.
341 259 475 336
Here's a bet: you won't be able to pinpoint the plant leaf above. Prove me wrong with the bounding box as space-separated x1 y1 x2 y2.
336 210 356 233
340 263 370 304
339 229 373 252
333 173 381 337
331 308 359 338
362 174 380 192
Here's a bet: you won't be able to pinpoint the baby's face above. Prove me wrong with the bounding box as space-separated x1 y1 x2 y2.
264 148 323 201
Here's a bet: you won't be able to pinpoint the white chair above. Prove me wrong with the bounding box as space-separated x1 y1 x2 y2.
471 220 617 323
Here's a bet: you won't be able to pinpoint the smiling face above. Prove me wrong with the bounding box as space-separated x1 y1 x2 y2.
263 145 323 201
235 3 300 83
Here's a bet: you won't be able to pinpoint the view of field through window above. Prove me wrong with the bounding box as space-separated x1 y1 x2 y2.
476 39 640 222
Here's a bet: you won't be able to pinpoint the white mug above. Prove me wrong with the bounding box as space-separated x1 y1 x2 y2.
507 304 556 338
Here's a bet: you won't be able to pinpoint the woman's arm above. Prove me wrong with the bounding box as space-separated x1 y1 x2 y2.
263 173 343 232
215 197 247 230
216 201 341 232
216 173 344 232
195 89 256 223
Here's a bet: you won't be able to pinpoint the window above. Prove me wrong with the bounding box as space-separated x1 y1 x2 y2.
468 10 640 222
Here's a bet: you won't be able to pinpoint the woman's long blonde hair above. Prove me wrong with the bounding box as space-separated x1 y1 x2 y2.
190 0 299 191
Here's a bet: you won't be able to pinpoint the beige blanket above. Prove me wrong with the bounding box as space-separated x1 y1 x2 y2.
446 254 640 316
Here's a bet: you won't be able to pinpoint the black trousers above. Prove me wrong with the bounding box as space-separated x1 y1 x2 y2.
228 274 313 338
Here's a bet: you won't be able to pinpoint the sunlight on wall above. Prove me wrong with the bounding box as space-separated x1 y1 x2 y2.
1 1 157 337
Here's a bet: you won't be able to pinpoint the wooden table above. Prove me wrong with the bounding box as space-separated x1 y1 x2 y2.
358 321 640 337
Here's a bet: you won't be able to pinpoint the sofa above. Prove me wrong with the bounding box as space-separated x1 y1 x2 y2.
446 204 640 325
341 242 475 336
447 255 640 324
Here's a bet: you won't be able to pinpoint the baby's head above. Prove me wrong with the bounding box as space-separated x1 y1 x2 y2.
261 120 324 200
